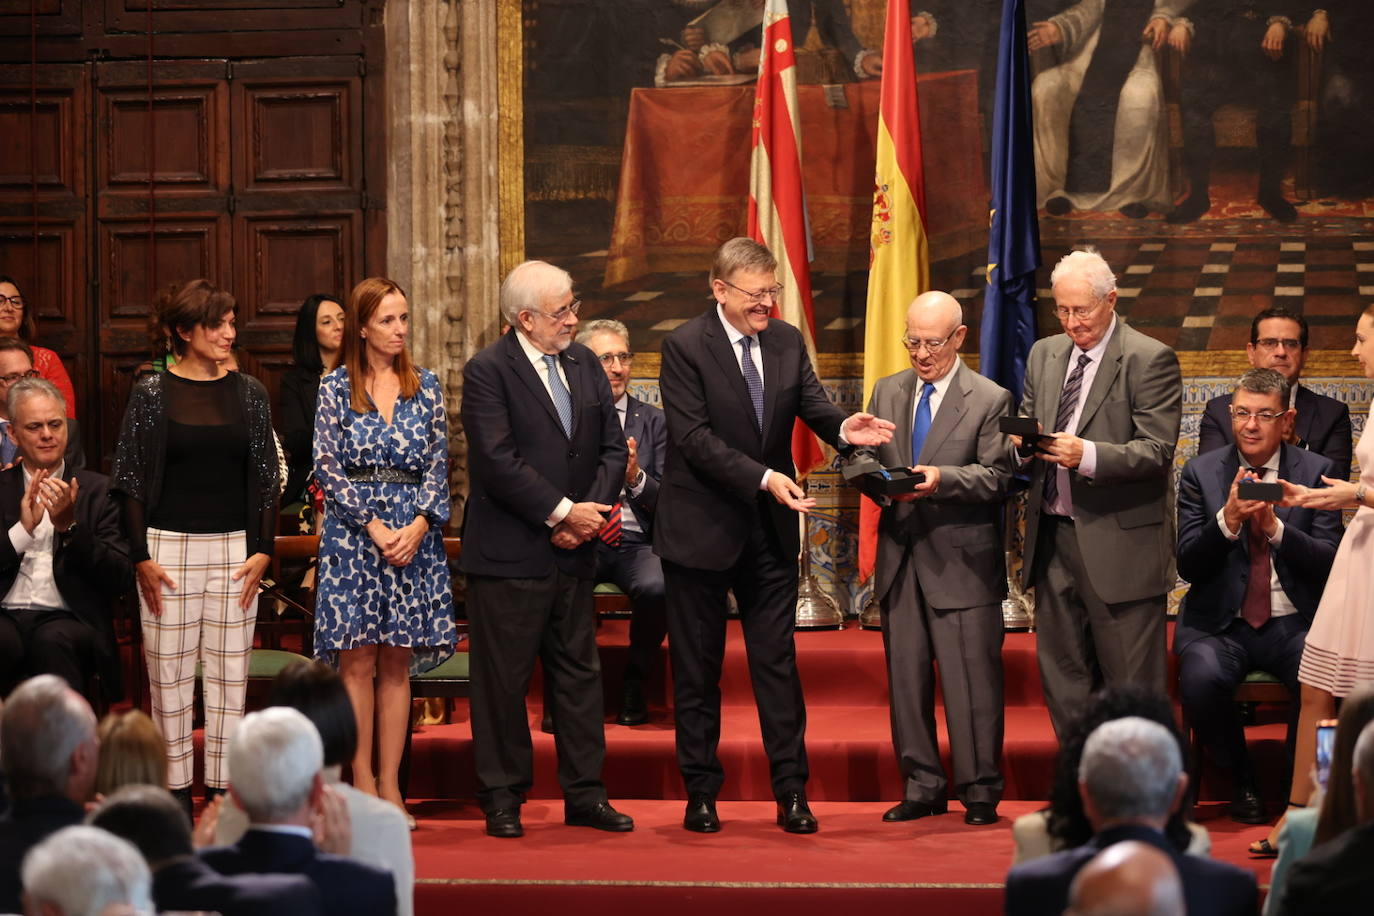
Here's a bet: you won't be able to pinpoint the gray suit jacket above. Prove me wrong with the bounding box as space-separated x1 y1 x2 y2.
1017 319 1182 604
851 361 1015 608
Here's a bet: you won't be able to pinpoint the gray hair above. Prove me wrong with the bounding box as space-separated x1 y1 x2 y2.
6 375 66 420
710 237 776 286
1079 717 1182 821
226 706 323 823
1050 248 1117 300
1234 367 1290 406
499 260 573 327
576 318 630 347
21 825 153 916
0 674 97 801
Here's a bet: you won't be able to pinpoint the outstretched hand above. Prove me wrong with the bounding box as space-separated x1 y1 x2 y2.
843 412 896 447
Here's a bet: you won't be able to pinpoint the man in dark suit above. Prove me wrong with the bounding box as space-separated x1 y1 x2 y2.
200 707 395 916
1177 368 1342 824
0 674 98 913
90 784 320 916
576 319 667 726
1005 716 1257 916
847 292 1014 827
655 237 894 834
460 260 632 839
1197 307 1353 481
1066 841 1185 916
0 379 133 701
1276 718 1374 914
1010 249 1182 738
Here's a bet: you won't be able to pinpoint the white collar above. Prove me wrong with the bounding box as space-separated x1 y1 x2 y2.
1074 313 1118 362
715 304 758 347
21 461 64 487
515 328 560 366
614 392 629 412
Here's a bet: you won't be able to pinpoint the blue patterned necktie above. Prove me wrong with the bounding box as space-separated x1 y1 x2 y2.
739 336 764 433
909 382 935 463
1043 351 1092 509
0 420 14 466
542 354 573 437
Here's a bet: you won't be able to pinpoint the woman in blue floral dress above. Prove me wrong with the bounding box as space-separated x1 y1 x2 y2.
313 276 455 823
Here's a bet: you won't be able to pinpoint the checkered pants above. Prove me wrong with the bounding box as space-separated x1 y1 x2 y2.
139 528 253 791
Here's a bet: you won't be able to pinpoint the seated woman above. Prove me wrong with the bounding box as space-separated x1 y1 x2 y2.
0 276 77 418
279 294 344 505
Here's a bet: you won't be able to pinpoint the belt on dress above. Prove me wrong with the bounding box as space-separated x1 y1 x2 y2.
345 467 421 485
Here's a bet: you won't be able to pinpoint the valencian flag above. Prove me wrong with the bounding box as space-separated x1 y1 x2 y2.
858 0 929 581
979 0 1040 403
747 0 827 480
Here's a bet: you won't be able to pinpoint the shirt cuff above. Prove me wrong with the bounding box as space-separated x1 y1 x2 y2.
1269 517 1285 547
1216 507 1240 540
1077 440 1098 479
837 418 852 447
627 469 647 498
546 497 573 528
8 519 33 555
759 469 773 491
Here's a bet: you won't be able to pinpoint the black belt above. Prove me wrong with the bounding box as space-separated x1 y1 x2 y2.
345 467 421 485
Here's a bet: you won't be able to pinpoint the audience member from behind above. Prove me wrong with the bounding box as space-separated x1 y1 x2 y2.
199 707 395 916
0 674 99 913
279 293 344 504
90 784 319 916
93 711 166 798
0 338 83 472
0 276 77 419
1004 717 1256 916
20 825 151 916
1012 686 1207 864
0 379 131 702
1065 841 1185 916
215 660 414 916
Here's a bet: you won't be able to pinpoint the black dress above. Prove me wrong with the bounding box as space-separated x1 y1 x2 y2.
278 365 322 503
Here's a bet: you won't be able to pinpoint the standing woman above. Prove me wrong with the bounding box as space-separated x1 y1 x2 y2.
112 279 279 811
313 277 455 822
279 293 344 504
0 275 77 417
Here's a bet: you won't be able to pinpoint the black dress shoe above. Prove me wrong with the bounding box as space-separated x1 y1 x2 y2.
1258 191 1298 223
882 800 947 822
963 802 998 826
565 801 634 832
683 793 720 833
776 791 818 834
170 787 194 824
485 808 523 838
616 679 649 726
1166 195 1210 224
1228 786 1268 825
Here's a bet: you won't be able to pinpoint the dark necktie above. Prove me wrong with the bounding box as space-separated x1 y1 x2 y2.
910 382 935 463
739 336 764 433
1241 467 1273 629
1043 351 1092 509
599 503 623 547
542 354 573 437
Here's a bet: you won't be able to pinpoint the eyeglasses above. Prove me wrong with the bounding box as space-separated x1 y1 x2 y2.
0 296 24 311
1054 304 1102 321
597 351 633 366
721 280 784 304
1253 337 1303 351
534 299 581 322
900 334 955 354
1229 407 1286 424
0 370 39 386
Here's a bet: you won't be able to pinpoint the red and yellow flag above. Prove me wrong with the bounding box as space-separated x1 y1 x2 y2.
859 0 930 581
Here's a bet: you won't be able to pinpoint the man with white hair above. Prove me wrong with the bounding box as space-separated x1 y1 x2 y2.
0 674 99 913
1276 718 1374 914
1008 249 1182 738
1065 840 1185 916
459 260 633 838
1005 716 1256 916
198 707 394 915
20 825 152 916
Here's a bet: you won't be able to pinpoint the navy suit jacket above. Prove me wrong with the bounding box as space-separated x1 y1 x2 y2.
623 394 665 533
1175 443 1342 653
1198 385 1353 482
460 329 628 579
1004 823 1257 916
0 796 84 913
199 828 395 916
153 856 321 916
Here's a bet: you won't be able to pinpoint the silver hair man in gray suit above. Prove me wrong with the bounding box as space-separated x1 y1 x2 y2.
849 291 1015 827
1010 249 1182 739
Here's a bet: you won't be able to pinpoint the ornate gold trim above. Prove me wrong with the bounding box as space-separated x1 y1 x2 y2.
497 0 524 275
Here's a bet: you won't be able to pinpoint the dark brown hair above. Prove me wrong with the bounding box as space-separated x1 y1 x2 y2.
343 276 418 413
154 279 235 358
0 275 38 341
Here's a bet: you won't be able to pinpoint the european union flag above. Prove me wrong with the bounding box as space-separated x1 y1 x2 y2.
979 0 1041 404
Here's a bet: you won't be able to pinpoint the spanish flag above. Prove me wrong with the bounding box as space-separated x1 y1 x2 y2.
859 0 930 582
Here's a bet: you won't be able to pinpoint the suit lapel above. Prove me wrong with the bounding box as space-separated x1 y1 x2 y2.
1294 386 1315 443
1040 338 1072 428
893 371 918 465
704 313 762 439
561 349 582 437
759 322 783 443
503 330 567 438
624 395 641 442
1075 322 1124 434
1275 444 1295 527
920 363 967 461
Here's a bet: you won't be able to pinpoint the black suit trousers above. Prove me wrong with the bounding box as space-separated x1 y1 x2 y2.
0 607 95 697
664 506 808 799
594 533 666 681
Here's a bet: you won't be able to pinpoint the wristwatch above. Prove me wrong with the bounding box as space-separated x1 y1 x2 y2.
1358 483 1368 508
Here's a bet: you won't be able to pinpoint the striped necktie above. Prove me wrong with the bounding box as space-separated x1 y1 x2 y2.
1043 351 1091 509
542 354 573 437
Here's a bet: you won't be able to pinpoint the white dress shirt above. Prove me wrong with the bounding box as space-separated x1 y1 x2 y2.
4 461 69 612
1214 449 1297 619
516 330 577 527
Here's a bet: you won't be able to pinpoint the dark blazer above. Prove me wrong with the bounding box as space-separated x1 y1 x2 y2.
200 828 395 916
278 365 322 502
460 329 628 580
0 796 85 913
1004 823 1257 916
1175 443 1342 653
623 394 666 532
153 856 321 916
1198 385 1353 482
1276 819 1374 915
0 466 134 699
654 310 846 571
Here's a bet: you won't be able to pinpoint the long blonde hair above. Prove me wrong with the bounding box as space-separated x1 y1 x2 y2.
343 276 419 414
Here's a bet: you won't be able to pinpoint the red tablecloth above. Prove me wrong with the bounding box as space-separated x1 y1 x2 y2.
605 72 987 288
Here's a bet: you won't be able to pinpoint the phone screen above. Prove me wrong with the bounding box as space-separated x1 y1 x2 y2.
1316 721 1338 790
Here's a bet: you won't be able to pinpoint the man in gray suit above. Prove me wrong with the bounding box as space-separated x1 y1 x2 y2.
1011 249 1182 738
848 291 1015 826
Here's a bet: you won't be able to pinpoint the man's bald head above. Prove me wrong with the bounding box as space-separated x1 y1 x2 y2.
1066 841 1184 916
907 290 963 328
903 291 966 383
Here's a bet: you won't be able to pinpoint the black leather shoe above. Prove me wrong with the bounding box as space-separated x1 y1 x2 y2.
776 791 818 834
683 793 720 833
964 802 998 826
170 787 194 824
616 679 649 726
1167 195 1210 224
565 801 634 832
1229 786 1268 825
485 808 523 838
882 800 947 822
1258 191 1298 223
540 712 554 734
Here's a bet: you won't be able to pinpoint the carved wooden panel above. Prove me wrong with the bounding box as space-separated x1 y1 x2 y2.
0 65 86 202
237 79 359 192
0 219 82 342
97 84 228 199
0 0 81 36
235 212 356 327
98 216 231 324
106 0 361 36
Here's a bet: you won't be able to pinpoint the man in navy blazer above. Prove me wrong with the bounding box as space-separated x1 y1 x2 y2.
576 319 667 727
460 260 632 839
1197 307 1352 481
1176 368 1342 824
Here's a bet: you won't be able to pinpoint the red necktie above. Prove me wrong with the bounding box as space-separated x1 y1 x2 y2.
1240 469 1272 629
599 502 622 547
